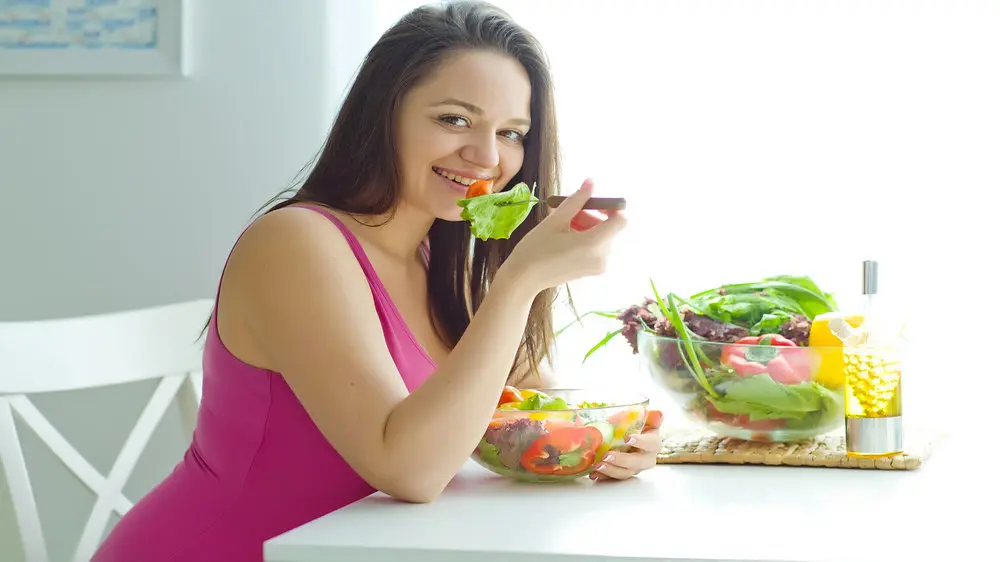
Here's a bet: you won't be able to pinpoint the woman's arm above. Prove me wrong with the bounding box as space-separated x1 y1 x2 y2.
226 208 539 503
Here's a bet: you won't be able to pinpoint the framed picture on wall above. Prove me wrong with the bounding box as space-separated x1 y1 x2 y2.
0 0 188 77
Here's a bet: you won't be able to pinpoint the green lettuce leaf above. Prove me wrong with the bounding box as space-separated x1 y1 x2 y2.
559 448 585 467
476 439 503 467
695 292 804 327
457 182 538 241
690 276 837 320
517 392 569 411
763 275 839 310
706 374 841 421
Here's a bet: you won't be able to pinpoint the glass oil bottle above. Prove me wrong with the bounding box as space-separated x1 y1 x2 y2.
830 260 904 458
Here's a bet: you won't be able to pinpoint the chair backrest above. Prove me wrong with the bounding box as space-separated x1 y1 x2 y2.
0 298 214 562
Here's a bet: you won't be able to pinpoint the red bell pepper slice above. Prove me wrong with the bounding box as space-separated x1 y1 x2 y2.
520 426 604 476
720 334 811 384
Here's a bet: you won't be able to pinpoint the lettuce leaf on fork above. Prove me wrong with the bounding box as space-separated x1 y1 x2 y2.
456 182 538 241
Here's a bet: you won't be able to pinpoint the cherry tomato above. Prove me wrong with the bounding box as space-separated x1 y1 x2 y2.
465 180 492 198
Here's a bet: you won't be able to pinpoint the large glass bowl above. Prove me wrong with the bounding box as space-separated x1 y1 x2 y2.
471 388 649 482
638 330 847 442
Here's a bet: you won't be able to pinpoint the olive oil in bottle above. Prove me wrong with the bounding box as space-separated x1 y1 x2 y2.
833 261 904 458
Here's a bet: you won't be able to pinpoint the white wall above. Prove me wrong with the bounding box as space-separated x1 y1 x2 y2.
0 1 360 559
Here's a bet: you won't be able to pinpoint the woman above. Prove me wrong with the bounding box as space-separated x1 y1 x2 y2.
94 2 662 561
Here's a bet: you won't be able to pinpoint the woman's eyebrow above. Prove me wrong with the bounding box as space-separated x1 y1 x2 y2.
431 98 531 127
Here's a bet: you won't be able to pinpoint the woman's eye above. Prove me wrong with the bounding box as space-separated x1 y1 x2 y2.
438 116 524 143
439 115 470 127
499 129 525 143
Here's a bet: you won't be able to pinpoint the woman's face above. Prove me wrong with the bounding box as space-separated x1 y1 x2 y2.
396 49 532 222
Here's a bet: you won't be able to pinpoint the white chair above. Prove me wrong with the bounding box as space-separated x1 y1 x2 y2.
0 299 214 562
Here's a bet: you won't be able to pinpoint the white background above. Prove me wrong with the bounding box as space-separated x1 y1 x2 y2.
374 0 999 427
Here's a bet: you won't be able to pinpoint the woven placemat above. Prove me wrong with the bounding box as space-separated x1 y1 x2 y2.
656 426 942 470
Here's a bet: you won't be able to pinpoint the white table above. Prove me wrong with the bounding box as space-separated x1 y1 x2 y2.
264 432 991 562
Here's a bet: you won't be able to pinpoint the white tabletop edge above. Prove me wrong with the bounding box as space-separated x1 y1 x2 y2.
264 432 992 562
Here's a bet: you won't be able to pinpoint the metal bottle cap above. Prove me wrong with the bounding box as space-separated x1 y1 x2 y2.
863 260 878 295
846 416 903 457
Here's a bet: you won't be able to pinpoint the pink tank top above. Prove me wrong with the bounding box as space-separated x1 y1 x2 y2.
93 206 437 561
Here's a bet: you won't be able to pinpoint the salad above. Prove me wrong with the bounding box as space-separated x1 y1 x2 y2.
573 275 846 437
456 180 538 241
472 387 647 481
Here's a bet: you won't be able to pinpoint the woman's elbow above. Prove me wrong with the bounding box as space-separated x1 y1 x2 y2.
382 479 446 504
374 470 449 504
391 489 441 504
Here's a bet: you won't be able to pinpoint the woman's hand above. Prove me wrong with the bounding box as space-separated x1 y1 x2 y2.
501 178 627 293
590 409 664 482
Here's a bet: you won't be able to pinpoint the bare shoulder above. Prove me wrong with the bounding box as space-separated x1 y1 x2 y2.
216 205 375 372
231 205 355 268
214 204 423 493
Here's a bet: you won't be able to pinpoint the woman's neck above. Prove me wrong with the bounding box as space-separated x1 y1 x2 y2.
341 201 435 262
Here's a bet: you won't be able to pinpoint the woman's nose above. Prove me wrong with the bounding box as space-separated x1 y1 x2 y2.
460 132 500 169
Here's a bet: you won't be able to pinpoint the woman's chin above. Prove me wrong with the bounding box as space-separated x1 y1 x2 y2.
436 208 466 222
432 197 467 222
403 194 465 223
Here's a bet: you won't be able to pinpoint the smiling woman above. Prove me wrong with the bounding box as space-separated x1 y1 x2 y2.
90 3 643 562
396 51 533 222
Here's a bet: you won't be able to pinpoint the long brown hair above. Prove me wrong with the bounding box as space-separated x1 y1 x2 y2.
243 1 562 380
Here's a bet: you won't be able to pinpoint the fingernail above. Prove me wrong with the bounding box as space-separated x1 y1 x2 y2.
602 454 615 463
626 437 637 446
589 472 599 480
594 464 605 472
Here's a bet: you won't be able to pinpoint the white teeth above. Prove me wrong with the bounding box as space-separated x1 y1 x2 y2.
434 167 478 186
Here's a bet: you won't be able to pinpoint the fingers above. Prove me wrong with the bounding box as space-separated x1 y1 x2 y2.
590 460 634 480
547 178 595 224
548 178 627 239
569 209 605 232
581 208 628 240
590 449 657 481
587 418 664 482
626 431 663 454
643 409 664 432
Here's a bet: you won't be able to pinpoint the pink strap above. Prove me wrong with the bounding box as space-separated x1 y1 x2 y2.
295 205 383 278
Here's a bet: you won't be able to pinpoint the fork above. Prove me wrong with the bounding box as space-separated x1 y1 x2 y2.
496 196 627 211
